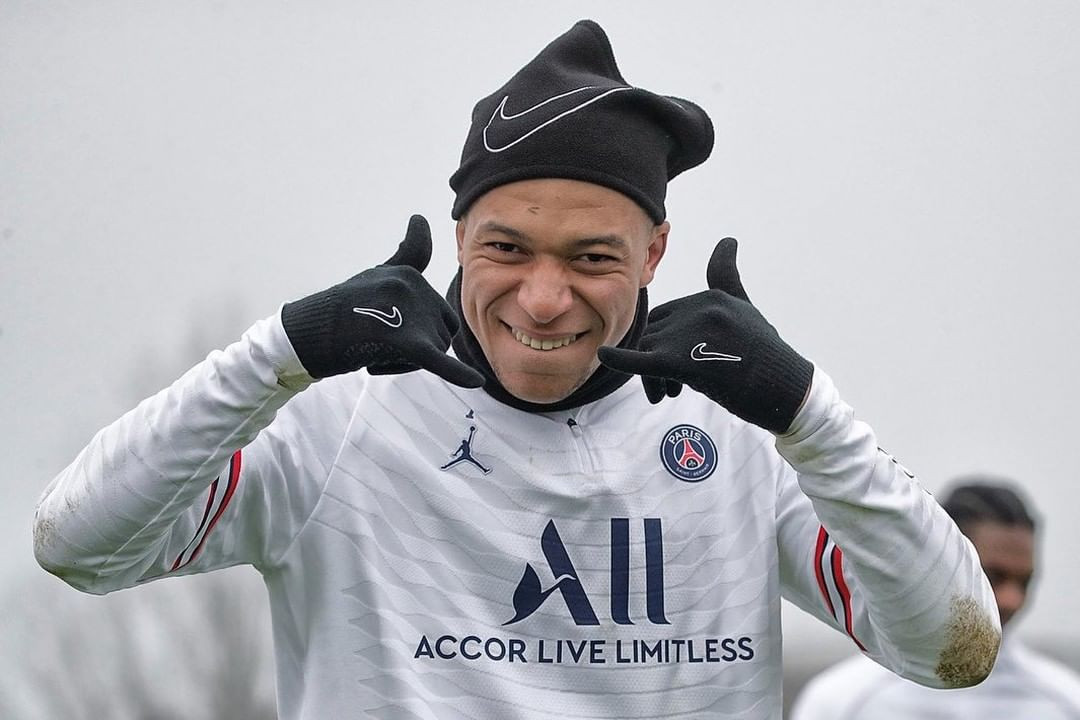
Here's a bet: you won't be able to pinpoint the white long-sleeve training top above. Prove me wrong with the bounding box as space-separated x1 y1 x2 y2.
34 312 1000 719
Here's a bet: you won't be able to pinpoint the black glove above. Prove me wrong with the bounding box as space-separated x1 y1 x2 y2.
597 237 813 434
281 215 485 388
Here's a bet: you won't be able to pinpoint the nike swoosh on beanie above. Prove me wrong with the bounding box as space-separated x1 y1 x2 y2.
483 85 632 152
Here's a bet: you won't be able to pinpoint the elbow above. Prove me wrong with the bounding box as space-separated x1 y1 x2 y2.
932 595 1001 688
33 508 106 595
32 508 62 573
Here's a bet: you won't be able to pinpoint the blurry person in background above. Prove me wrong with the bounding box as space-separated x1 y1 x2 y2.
791 477 1080 720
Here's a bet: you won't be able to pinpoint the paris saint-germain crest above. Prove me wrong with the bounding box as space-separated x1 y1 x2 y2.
660 424 717 482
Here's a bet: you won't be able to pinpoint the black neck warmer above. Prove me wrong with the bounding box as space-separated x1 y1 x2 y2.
446 268 646 412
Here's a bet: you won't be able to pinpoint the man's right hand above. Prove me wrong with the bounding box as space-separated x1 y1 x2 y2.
281 215 485 388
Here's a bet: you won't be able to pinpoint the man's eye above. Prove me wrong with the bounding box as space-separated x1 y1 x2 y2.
580 253 616 264
488 242 520 253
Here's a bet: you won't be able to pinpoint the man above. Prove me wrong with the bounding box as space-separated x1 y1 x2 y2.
791 479 1080 719
33 20 999 719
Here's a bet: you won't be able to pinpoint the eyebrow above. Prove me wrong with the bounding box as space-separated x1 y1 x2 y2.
569 235 628 251
476 221 529 242
476 221 628 250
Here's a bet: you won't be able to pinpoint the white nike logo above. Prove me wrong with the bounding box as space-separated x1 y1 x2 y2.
690 342 741 362
353 306 403 327
483 85 633 153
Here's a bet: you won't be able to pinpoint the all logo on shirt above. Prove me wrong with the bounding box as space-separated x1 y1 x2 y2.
660 424 717 482
504 518 669 626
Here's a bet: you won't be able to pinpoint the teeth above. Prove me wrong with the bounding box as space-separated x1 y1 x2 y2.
513 328 579 351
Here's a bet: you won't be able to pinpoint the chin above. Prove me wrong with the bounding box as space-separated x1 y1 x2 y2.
497 372 586 405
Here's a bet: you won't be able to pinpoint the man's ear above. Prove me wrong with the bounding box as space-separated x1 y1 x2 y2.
455 219 467 265
639 220 670 287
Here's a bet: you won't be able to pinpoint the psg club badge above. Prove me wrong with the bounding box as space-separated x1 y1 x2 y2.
660 424 718 482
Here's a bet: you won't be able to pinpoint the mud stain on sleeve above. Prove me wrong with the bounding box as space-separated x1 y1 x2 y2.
32 513 57 556
935 595 1000 688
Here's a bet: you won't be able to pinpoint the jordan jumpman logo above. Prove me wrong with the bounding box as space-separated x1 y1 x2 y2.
440 426 492 475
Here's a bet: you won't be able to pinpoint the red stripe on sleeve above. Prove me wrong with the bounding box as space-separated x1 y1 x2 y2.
172 450 242 572
830 545 867 651
814 526 837 620
171 478 219 572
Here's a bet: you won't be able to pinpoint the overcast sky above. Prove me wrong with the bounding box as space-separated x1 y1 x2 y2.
3 0 1079 665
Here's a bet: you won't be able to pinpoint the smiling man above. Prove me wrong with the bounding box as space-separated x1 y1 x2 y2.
34 20 999 720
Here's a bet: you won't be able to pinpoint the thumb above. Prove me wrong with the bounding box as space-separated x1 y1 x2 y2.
706 237 751 303
382 214 432 272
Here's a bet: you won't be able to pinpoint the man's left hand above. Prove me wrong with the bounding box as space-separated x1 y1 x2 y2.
597 237 814 435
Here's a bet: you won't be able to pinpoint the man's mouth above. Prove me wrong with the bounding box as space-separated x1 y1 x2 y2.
511 327 582 351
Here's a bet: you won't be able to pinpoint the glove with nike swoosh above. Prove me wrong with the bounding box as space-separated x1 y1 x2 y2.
281 215 485 388
597 237 814 434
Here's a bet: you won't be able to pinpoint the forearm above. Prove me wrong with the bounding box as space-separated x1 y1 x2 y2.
776 368 1000 688
33 311 311 592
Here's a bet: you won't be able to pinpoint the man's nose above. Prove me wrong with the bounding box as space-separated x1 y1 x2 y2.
517 261 573 325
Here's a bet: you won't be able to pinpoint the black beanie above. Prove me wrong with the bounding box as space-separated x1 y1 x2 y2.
449 20 714 223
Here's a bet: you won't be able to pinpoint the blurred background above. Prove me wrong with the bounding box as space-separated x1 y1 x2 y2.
3 1 1078 717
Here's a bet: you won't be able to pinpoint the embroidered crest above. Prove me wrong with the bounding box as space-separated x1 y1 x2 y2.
660 424 717 482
